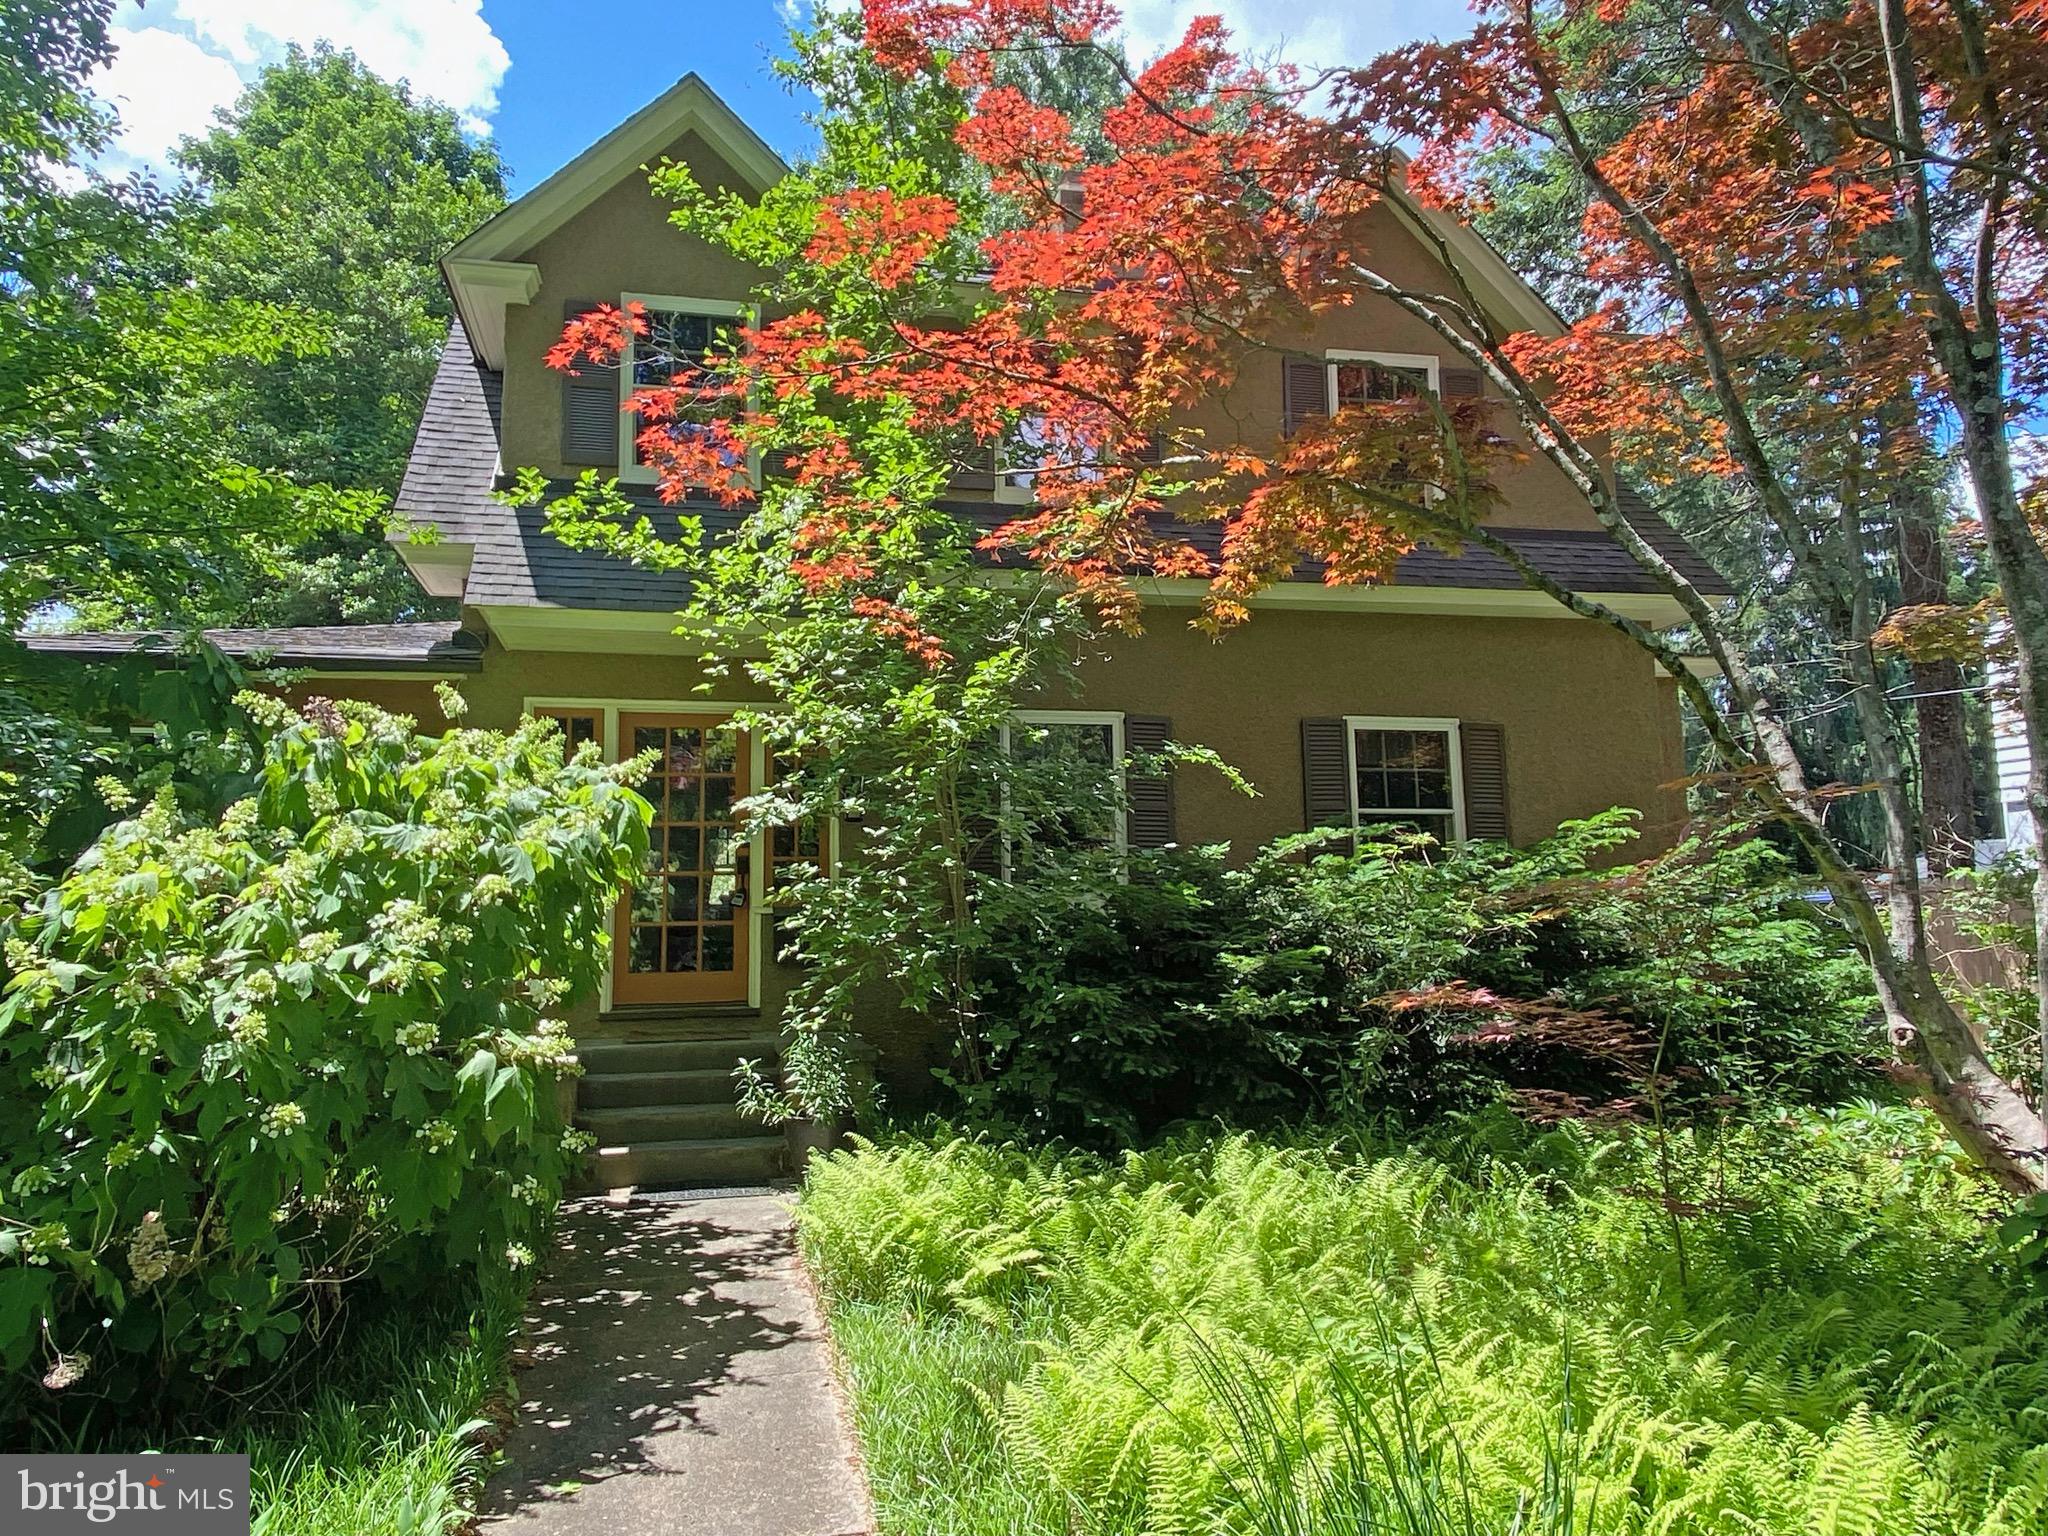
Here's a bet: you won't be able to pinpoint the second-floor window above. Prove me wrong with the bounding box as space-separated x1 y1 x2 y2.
1328 351 1440 411
995 415 1106 504
620 294 750 481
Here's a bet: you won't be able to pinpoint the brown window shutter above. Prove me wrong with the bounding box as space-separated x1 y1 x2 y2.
963 812 1002 876
948 439 996 493
1439 367 1483 400
560 299 619 467
1282 357 1328 438
1123 715 1175 849
1301 717 1352 830
1460 722 1510 840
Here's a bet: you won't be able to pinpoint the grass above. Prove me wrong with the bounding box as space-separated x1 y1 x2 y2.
150 1271 530 1536
798 1104 2048 1536
238 1274 524 1535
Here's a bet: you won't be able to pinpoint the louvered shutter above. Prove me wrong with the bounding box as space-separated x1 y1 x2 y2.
1439 367 1483 400
1124 715 1175 849
1282 357 1329 437
560 299 620 466
1459 722 1510 841
1301 717 1353 833
949 439 997 493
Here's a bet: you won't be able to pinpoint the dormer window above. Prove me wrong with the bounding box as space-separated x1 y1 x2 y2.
618 293 751 483
994 414 1105 504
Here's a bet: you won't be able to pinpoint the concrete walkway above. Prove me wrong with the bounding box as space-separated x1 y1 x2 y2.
479 1190 873 1536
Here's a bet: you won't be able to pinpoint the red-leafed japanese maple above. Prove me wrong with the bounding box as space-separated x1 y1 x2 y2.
541 0 2048 1187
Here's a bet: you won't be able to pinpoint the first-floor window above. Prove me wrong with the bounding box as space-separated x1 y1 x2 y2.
1348 717 1462 842
1001 711 1126 868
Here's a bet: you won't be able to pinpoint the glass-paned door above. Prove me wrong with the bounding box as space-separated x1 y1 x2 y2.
615 713 751 1005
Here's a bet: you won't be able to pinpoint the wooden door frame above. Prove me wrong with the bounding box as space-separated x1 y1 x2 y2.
527 697 767 1013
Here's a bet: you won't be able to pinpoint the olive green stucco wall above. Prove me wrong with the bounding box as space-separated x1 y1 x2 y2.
492 136 1602 535
449 608 1685 857
403 606 1685 1095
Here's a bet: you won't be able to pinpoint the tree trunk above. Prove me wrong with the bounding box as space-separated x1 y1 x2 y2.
1894 482 1976 874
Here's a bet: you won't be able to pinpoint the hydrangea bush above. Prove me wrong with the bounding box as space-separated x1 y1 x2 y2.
0 692 649 1416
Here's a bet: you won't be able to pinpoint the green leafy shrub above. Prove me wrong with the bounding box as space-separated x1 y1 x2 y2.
799 1117 2043 1536
964 813 1879 1145
0 695 648 1428
958 846 1291 1143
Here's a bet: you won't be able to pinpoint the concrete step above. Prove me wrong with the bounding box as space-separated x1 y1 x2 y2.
575 1037 776 1076
577 1068 747 1109
590 1136 786 1190
580 1103 757 1143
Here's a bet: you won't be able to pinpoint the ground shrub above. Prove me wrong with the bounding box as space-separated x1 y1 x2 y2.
799 1114 2045 1536
0 695 647 1434
965 813 1878 1145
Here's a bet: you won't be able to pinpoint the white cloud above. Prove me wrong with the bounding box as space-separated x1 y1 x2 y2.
94 25 245 170
91 0 510 174
1117 0 1476 72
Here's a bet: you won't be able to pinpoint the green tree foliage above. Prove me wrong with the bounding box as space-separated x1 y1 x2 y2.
160 44 507 627
0 1 370 632
0 696 648 1427
800 1118 2041 1536
529 14 1122 1116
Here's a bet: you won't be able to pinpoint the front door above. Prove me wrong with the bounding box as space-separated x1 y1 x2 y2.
615 713 751 1005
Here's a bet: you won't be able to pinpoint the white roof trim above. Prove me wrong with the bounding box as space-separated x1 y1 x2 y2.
445 74 787 268
1382 150 1565 340
443 258 540 372
441 74 788 368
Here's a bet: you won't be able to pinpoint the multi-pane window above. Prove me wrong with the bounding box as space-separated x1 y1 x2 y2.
626 308 716 469
1330 357 1434 408
1002 713 1124 868
763 753 831 895
619 297 750 480
1327 353 1441 502
995 415 1104 503
1349 719 1461 842
535 708 599 759
626 720 744 978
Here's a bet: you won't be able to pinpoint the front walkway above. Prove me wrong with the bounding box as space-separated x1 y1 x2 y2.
480 1190 873 1536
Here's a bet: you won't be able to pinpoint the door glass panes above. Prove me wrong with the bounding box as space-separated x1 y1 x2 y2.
628 721 742 976
1353 727 1457 839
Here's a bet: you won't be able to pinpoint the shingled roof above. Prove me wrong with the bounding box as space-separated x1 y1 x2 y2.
21 622 485 671
396 322 1732 611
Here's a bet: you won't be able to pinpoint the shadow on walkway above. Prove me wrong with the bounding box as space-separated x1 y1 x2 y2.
479 1192 871 1536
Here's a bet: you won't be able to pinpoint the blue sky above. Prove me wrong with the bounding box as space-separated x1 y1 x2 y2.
92 1 1476 187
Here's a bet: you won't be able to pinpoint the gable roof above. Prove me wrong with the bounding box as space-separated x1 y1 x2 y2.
441 75 790 368
448 74 787 267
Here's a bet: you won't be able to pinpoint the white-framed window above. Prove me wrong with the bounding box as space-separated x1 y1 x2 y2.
619 292 753 485
1327 350 1441 411
994 415 1105 504
999 709 1127 866
1345 715 1464 843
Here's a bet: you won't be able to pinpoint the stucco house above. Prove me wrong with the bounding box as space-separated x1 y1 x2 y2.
32 76 1729 1185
